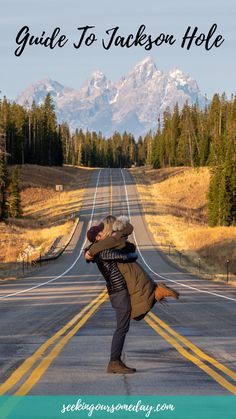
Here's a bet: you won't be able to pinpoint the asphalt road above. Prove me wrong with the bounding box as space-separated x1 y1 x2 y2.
0 168 235 396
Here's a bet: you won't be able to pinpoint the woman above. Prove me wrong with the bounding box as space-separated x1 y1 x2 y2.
85 215 179 320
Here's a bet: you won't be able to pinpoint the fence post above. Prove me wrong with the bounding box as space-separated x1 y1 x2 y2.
226 260 230 283
169 245 171 256
39 252 42 267
179 251 182 265
22 257 25 274
198 258 201 274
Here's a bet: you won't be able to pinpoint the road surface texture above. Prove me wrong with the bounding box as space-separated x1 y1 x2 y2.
0 168 235 396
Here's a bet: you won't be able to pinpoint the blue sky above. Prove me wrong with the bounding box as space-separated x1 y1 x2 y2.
0 0 235 99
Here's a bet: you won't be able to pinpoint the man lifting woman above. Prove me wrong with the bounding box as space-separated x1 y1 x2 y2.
84 215 179 374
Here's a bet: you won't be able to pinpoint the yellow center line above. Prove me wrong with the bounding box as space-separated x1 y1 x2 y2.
145 314 236 395
15 291 108 395
148 312 236 382
0 289 107 395
1 169 110 396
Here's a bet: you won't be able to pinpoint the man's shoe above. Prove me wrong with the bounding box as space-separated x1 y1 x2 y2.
107 360 136 374
155 282 179 302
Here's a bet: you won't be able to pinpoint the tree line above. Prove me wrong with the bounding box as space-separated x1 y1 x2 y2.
0 94 63 166
0 92 235 226
149 94 236 226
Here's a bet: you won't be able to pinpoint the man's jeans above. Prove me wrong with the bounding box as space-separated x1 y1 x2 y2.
109 288 131 361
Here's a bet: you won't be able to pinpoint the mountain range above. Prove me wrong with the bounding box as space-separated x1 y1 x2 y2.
16 57 205 137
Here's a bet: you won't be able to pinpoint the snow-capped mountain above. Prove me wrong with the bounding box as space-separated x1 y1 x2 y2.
16 57 205 137
16 78 75 108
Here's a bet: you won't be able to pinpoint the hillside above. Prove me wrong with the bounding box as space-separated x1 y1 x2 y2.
131 166 236 281
0 165 92 281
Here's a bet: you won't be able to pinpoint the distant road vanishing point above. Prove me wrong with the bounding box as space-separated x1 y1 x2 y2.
0 168 235 396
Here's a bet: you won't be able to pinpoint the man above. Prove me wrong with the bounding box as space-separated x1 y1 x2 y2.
85 222 138 374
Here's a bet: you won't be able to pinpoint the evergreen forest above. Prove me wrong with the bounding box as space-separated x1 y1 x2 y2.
0 93 235 226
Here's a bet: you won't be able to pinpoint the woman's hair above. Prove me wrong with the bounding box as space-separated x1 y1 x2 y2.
100 215 116 239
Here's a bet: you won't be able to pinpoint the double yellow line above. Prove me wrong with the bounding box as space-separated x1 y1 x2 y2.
0 170 112 395
2 170 235 396
145 312 236 395
112 169 236 393
0 289 108 396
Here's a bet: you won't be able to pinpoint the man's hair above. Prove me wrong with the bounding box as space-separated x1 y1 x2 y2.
112 215 130 231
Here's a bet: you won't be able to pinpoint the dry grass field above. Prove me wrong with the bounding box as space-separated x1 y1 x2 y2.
131 166 236 282
0 165 92 280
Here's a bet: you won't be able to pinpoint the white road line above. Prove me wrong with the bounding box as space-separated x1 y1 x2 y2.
0 170 102 301
120 169 236 303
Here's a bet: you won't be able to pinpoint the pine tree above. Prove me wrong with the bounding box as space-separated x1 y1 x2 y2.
198 107 210 166
222 129 236 225
152 118 161 169
169 104 181 166
9 166 22 218
41 94 59 165
0 131 8 220
207 165 222 226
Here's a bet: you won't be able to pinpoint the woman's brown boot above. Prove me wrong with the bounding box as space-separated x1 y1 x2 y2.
155 282 179 302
